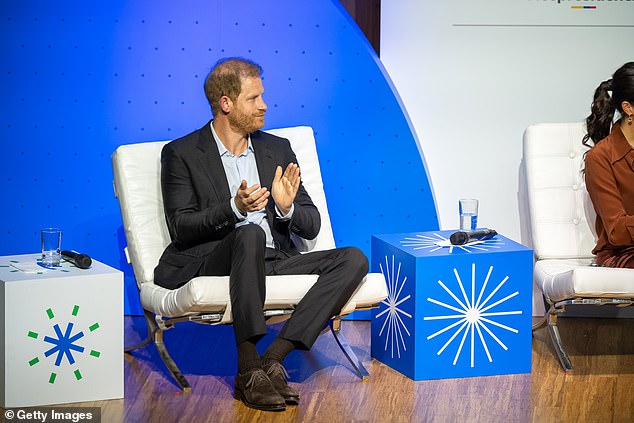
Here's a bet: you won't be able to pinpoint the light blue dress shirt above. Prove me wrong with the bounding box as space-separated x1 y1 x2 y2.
210 122 293 249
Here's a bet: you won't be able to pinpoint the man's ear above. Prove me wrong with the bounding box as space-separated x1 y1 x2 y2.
220 95 232 113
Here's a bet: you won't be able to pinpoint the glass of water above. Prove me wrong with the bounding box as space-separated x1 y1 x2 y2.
41 227 62 267
459 199 478 231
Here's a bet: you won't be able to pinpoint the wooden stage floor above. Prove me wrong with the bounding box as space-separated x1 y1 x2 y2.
6 316 634 422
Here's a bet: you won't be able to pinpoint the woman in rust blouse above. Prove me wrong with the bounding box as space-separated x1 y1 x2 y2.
583 62 634 268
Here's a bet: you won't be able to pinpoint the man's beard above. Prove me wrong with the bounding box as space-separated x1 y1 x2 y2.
228 108 265 134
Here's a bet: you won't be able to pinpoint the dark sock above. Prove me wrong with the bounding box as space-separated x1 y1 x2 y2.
262 337 296 364
237 340 261 374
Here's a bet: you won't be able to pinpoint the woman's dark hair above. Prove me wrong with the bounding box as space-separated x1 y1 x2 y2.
582 62 634 148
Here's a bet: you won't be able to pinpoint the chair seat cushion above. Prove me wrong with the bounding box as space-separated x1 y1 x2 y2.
535 259 634 303
140 272 388 319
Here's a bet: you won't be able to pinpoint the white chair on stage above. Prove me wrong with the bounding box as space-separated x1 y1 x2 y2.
112 126 388 392
521 122 634 372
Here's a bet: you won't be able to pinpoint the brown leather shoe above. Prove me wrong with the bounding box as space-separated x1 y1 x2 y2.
234 368 286 411
262 360 300 405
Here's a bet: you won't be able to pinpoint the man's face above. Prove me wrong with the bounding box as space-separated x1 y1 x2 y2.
228 76 267 133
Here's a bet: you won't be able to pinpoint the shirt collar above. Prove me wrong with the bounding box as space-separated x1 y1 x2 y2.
610 123 633 163
209 121 254 157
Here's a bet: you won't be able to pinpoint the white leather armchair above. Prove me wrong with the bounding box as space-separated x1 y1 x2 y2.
521 122 634 372
112 126 388 392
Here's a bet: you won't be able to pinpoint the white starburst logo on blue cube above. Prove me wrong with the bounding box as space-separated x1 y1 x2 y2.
374 255 413 358
424 263 521 368
400 232 504 253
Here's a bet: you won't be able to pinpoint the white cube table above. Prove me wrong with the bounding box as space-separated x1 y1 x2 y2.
0 253 123 407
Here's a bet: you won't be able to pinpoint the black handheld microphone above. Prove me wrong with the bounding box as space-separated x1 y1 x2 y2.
449 229 497 246
61 250 92 269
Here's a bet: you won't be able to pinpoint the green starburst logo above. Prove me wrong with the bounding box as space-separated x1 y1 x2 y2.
27 305 101 384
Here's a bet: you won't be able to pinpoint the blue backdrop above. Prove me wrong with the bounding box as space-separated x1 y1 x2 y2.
0 0 438 314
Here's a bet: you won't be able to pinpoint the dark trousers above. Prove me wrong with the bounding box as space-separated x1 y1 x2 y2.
199 224 369 349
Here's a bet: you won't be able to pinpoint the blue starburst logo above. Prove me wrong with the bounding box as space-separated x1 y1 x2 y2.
44 322 85 366
27 306 101 384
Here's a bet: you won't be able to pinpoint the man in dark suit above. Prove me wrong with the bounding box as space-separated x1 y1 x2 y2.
154 58 369 411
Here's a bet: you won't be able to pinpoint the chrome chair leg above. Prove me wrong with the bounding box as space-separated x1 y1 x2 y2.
124 311 154 352
153 321 192 394
127 310 375 392
532 315 547 331
329 318 369 380
531 294 549 331
547 306 573 373
125 311 192 393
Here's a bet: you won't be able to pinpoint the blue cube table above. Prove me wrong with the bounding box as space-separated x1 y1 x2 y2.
371 230 533 380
